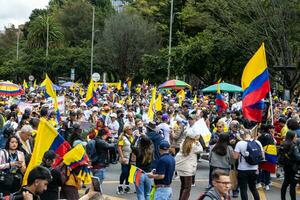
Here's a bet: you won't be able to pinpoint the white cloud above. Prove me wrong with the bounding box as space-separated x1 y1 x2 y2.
0 0 49 30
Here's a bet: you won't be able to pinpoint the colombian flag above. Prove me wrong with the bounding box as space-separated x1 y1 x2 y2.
44 74 61 122
147 87 156 121
129 165 143 187
85 79 97 106
241 43 270 122
259 144 277 173
23 118 70 185
215 80 227 114
63 144 92 184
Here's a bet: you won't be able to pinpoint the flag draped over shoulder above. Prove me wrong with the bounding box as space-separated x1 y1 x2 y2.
147 87 156 121
44 74 60 122
128 165 143 187
23 118 70 185
215 80 227 114
85 79 97 106
259 144 277 173
63 144 92 184
241 43 270 122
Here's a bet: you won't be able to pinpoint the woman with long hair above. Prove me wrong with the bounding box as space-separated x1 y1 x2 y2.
281 130 300 200
0 135 26 195
117 123 134 194
132 135 153 200
175 130 203 200
208 134 234 187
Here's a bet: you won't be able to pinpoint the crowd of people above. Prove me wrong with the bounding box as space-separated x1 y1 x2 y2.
0 82 299 200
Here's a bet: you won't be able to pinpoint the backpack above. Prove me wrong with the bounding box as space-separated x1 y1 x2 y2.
242 140 264 165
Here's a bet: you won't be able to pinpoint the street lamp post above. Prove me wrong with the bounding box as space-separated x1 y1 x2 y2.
167 0 174 80
46 15 49 57
90 6 95 77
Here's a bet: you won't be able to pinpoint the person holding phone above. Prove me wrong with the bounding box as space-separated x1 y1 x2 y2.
0 135 26 195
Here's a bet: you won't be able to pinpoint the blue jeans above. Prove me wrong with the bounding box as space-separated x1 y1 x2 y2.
92 168 105 184
135 173 152 200
154 187 172 200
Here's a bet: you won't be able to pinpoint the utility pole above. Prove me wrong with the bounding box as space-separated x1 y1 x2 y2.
167 0 174 80
90 6 95 77
46 15 49 57
16 28 20 60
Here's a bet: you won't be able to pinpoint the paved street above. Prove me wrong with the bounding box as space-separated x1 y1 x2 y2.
98 160 300 200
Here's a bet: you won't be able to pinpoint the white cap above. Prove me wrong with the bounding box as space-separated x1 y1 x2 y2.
110 113 117 118
92 106 99 112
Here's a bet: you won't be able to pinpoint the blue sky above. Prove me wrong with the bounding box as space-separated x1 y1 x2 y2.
0 0 49 30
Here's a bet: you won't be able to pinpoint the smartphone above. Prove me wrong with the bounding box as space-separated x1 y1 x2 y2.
91 176 102 193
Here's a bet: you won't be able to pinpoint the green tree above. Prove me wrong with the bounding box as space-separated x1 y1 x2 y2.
95 12 161 79
27 14 63 48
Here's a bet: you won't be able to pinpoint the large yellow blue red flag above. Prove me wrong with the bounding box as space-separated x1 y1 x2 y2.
85 79 97 106
45 74 60 122
23 118 70 185
241 43 270 122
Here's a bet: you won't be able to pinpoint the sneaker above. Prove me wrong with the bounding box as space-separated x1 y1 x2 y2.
256 183 263 189
117 185 123 194
265 185 270 191
124 185 130 193
191 183 196 187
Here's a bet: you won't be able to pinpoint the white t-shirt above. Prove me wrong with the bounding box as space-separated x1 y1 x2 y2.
234 140 263 171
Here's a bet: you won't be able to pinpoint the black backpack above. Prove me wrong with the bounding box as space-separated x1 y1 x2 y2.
243 140 264 165
277 144 295 166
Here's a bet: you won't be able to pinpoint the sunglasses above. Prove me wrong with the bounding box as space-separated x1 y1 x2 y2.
216 181 231 185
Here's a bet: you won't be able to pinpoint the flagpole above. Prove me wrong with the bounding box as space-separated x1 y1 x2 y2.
269 91 274 125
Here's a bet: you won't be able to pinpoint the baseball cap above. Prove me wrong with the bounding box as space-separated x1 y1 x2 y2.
159 140 170 150
162 113 169 121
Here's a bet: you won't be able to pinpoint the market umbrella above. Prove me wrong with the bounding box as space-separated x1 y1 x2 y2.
158 80 191 90
60 81 75 87
201 82 243 93
0 81 24 96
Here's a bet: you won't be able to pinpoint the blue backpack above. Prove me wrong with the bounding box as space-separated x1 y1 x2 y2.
243 140 264 165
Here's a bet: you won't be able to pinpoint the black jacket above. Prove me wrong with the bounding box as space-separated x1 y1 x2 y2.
87 137 114 168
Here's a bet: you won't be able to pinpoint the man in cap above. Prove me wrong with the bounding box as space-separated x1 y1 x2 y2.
148 140 175 200
156 113 171 143
40 150 62 200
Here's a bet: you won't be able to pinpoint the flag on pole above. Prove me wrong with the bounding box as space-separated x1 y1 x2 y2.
23 118 70 185
147 87 156 121
177 90 185 106
33 80 37 90
192 95 197 104
44 74 60 122
128 165 143 187
86 79 97 106
215 79 227 114
23 80 28 89
155 93 162 111
241 43 270 122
